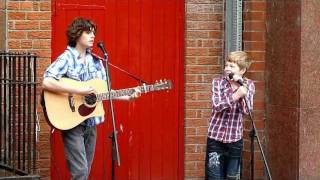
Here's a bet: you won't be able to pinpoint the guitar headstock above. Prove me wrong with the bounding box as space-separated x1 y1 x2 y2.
153 79 173 91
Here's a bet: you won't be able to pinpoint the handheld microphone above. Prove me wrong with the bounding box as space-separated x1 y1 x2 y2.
97 41 108 59
228 73 244 86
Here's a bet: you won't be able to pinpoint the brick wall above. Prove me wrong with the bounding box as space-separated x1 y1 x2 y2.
6 0 52 178
185 0 224 179
242 1 266 179
0 0 6 50
185 0 267 179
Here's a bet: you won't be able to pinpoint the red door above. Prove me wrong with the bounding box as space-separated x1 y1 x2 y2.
51 0 184 179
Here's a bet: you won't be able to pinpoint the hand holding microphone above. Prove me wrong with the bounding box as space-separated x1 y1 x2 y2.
228 73 244 86
228 73 248 99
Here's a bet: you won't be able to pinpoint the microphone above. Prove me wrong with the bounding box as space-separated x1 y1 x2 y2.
228 73 244 86
97 41 108 59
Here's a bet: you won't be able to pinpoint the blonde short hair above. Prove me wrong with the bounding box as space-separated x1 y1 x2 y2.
227 51 252 70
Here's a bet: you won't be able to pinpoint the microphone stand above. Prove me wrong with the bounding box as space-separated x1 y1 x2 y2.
101 50 120 180
97 42 147 180
242 97 272 180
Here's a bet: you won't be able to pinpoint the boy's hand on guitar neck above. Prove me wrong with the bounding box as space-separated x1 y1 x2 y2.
128 87 141 101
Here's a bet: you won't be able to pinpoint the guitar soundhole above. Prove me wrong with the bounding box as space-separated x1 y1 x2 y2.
84 93 97 106
78 104 96 116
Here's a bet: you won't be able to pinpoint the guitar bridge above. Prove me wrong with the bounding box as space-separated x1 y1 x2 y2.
68 94 75 112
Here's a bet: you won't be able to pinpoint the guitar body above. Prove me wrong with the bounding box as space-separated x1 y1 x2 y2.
43 78 108 130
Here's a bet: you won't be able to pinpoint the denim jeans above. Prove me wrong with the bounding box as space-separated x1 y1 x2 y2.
205 138 243 180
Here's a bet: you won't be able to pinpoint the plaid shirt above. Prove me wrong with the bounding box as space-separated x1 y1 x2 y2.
44 46 107 127
208 75 255 143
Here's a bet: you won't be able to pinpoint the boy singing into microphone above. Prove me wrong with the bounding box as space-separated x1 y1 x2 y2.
205 51 255 180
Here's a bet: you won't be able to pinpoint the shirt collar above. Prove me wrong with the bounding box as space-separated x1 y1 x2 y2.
67 46 91 59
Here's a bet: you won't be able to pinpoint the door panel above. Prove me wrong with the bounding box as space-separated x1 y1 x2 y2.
51 1 184 179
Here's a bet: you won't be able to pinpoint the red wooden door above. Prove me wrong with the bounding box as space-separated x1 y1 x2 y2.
51 0 184 179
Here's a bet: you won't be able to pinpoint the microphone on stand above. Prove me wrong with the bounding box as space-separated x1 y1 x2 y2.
228 73 244 86
97 41 108 60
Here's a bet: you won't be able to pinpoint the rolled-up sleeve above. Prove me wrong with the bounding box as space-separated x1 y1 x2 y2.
44 57 69 80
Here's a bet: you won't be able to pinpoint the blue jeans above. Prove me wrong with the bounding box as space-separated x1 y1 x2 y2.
205 138 243 180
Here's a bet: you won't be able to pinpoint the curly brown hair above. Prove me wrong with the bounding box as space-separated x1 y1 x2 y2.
66 17 97 47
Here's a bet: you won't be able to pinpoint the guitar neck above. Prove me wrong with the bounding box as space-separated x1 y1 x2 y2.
97 85 155 101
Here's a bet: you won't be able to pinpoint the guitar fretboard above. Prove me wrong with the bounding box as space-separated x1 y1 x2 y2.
96 85 155 101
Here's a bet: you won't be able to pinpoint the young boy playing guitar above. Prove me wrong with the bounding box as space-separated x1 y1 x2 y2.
42 17 141 179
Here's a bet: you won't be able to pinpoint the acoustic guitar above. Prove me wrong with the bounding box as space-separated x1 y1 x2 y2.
42 78 172 130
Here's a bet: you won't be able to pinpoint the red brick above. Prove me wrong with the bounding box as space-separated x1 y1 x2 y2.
185 119 208 127
186 109 198 118
40 21 51 30
186 127 197 136
27 12 51 20
208 31 222 38
186 31 210 39
15 21 39 30
186 64 220 74
8 40 20 49
33 39 51 49
202 39 222 47
30 49 51 58
8 12 26 20
35 159 50 169
185 162 197 170
244 11 266 21
185 83 211 92
246 71 265 82
247 51 265 62
243 31 265 41
185 169 204 178
186 4 214 13
186 47 209 56
8 31 27 39
250 61 265 71
197 127 208 135
28 31 51 39
187 13 222 21
20 1 33 11
185 144 197 153
245 1 266 12
7 2 19 10
0 0 5 9
185 75 198 83
186 39 198 47
40 1 51 11
197 56 220 65
185 153 206 161
21 40 32 48
244 21 266 31
244 41 266 51
197 92 210 100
